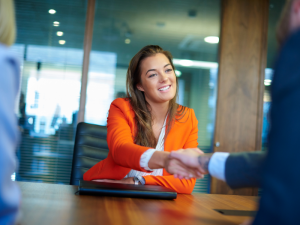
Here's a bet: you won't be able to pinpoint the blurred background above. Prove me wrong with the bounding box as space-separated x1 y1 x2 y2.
12 0 284 193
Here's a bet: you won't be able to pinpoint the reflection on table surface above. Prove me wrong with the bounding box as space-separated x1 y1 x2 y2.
19 181 258 225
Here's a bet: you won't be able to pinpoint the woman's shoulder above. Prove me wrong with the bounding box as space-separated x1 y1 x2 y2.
175 104 196 122
177 104 192 111
111 97 131 108
108 98 136 126
110 97 134 115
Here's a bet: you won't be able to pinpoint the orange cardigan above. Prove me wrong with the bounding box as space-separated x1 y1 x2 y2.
83 98 199 194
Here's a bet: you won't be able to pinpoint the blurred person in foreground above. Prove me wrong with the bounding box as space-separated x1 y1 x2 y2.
0 0 21 224
166 0 300 224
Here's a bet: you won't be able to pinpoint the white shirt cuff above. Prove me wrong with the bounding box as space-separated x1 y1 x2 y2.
140 149 157 171
208 152 230 182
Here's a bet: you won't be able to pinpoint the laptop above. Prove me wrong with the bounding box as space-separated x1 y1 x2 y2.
78 180 177 200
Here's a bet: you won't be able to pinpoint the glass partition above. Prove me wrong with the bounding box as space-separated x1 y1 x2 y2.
14 0 86 184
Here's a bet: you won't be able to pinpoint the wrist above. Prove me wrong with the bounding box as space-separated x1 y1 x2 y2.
133 176 146 185
148 151 170 169
162 152 170 168
197 153 213 174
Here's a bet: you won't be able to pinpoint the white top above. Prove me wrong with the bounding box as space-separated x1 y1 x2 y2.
125 116 168 178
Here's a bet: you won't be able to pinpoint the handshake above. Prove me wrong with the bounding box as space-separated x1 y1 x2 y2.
165 148 213 179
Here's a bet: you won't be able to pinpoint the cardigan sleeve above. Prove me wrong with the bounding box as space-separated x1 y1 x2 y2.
107 99 152 172
144 175 196 194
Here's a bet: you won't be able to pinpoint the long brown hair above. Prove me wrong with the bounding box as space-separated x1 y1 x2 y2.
126 45 187 148
0 0 16 46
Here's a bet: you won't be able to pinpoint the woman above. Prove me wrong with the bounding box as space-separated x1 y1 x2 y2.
0 0 21 224
84 45 200 194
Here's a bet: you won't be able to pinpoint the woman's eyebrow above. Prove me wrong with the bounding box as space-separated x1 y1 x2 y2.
146 69 156 75
146 64 171 75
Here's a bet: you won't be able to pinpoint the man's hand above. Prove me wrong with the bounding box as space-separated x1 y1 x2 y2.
168 148 213 178
164 148 205 179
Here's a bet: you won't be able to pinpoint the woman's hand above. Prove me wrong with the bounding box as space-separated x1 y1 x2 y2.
93 177 134 184
166 148 206 179
165 157 204 179
170 148 204 168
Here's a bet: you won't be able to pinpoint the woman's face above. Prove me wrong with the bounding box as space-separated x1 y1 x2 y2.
137 53 176 105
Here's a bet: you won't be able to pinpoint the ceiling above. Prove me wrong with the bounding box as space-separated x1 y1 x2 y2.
14 0 284 69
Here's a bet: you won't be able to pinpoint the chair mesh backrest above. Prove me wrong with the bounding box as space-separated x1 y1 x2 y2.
70 122 109 185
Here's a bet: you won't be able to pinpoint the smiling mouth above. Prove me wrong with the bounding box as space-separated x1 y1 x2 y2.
158 85 171 91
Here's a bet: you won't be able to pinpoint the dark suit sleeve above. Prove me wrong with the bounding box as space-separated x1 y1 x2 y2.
225 152 266 189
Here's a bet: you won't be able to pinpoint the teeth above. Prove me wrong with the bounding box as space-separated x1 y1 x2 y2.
159 86 170 91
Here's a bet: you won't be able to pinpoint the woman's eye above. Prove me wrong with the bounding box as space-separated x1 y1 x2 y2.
166 69 173 73
149 74 156 78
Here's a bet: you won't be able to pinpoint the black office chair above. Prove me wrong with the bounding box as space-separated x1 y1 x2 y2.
70 122 109 185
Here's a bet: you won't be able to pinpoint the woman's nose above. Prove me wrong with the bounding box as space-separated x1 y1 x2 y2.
160 73 168 82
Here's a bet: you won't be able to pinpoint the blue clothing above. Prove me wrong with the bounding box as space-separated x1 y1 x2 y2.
209 28 300 224
0 43 21 225
225 152 266 188
253 29 300 225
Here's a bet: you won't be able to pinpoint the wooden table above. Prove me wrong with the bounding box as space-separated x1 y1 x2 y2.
19 182 258 225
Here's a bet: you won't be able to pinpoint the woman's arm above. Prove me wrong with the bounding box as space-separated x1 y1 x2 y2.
106 104 200 193
144 175 196 194
145 108 200 194
107 99 152 171
107 102 192 173
148 108 199 168
147 151 169 169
